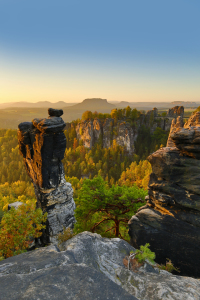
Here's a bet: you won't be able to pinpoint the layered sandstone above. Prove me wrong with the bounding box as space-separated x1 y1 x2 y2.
18 108 76 245
75 106 184 154
129 111 200 277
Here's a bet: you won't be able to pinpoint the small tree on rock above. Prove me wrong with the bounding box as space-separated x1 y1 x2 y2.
74 175 147 239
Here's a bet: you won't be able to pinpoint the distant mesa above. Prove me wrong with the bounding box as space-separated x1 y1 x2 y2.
66 98 114 110
170 101 197 107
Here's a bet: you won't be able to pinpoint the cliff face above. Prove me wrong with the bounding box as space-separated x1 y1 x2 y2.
128 111 200 277
18 109 76 244
76 119 102 148
75 106 184 154
167 105 184 118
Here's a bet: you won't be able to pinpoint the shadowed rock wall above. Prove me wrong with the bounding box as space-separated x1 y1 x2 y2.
128 111 200 277
18 109 76 244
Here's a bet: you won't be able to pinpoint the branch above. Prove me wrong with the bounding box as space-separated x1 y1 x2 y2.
91 218 114 231
105 225 115 233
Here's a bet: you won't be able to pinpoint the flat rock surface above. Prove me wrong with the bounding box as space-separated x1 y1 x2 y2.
0 232 200 300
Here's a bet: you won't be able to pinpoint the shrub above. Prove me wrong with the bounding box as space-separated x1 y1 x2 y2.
135 243 156 264
158 258 180 273
0 202 47 258
57 227 74 249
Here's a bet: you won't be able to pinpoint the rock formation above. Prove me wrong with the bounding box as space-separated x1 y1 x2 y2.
167 105 184 118
18 108 76 245
166 115 184 147
0 232 200 300
75 106 184 154
129 111 200 277
76 118 137 154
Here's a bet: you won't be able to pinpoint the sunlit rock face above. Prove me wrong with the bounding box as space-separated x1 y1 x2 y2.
167 105 184 118
129 111 200 278
18 108 76 245
76 118 136 153
75 106 185 154
76 119 102 148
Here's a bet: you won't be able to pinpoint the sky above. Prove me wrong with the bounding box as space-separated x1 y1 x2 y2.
0 0 200 103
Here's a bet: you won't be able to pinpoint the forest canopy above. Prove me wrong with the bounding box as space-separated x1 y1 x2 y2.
0 108 170 253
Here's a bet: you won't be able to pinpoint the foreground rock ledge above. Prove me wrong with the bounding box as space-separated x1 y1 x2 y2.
18 109 76 244
129 111 200 277
0 232 199 300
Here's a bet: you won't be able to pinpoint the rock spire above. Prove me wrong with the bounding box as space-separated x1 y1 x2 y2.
18 108 76 245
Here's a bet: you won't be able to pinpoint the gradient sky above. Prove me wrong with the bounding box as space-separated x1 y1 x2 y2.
0 0 200 103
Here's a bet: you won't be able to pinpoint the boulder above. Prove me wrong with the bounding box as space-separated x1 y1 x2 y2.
18 109 76 245
48 108 63 117
0 232 200 300
129 111 200 277
8 201 23 210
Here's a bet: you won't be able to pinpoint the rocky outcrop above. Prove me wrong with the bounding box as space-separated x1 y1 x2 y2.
18 109 76 245
166 115 184 147
167 105 184 118
76 118 136 153
8 201 23 210
0 232 200 300
76 119 102 148
75 106 184 154
129 111 200 277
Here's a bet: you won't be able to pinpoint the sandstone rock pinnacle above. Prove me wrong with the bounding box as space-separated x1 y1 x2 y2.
18 109 76 245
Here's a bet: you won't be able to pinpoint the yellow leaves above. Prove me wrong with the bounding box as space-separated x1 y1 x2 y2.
118 160 152 190
3 203 8 211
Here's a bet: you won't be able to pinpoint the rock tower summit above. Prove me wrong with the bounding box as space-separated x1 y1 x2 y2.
18 108 76 244
129 110 200 277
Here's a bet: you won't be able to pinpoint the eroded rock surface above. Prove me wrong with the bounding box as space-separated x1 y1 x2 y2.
129 111 200 277
167 105 184 118
0 232 199 300
75 106 184 154
18 109 76 244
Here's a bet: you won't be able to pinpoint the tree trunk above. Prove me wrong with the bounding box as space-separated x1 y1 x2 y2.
115 220 119 237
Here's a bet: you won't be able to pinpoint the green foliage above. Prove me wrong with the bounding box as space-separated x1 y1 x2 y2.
0 210 4 223
57 227 74 248
158 259 180 273
0 202 47 258
118 160 152 190
0 129 30 184
193 106 200 114
82 110 93 120
0 181 36 211
74 176 147 239
135 243 156 264
134 125 169 160
62 142 134 184
82 111 111 121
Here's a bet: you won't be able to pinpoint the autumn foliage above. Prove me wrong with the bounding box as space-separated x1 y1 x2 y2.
0 202 47 259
